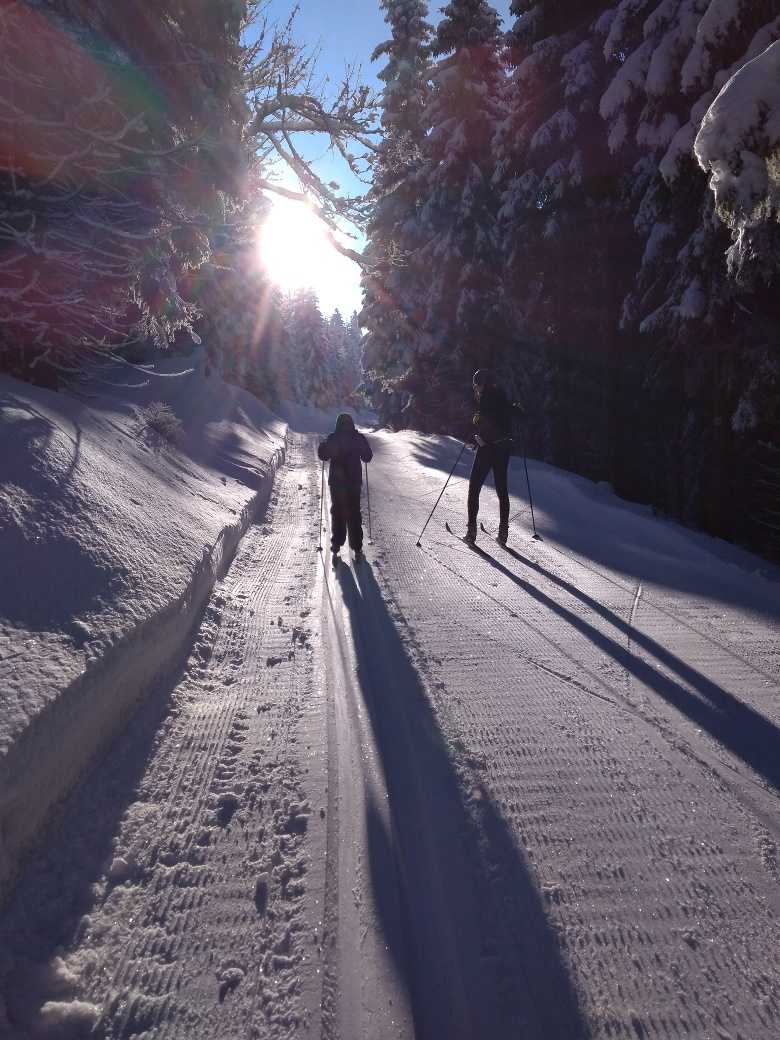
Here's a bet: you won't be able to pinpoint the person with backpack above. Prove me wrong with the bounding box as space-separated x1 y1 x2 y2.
318 413 373 561
465 369 518 545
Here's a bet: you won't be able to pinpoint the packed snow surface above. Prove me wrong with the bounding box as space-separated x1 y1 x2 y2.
1 411 779 1039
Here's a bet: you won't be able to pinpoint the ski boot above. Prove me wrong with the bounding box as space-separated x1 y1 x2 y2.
497 523 508 547
464 522 477 545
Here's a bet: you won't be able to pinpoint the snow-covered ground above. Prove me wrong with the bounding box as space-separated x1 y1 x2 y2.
0 353 286 896
1 408 779 1039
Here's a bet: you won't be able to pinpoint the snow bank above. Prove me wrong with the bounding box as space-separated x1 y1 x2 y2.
0 350 286 899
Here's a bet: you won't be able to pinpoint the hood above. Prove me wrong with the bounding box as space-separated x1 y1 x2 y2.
335 413 356 432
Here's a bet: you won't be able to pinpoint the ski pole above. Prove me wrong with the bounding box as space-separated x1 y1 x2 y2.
365 461 373 543
523 453 540 540
415 441 467 547
317 461 325 552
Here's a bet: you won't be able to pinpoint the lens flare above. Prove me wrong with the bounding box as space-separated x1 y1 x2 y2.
259 197 339 293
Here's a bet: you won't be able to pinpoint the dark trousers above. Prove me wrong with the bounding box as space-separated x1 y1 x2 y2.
468 444 510 529
330 483 363 552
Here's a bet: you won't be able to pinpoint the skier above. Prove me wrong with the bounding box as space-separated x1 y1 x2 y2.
465 369 517 545
318 413 373 561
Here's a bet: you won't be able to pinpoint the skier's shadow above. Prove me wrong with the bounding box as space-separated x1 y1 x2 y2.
334 562 587 1040
471 543 780 791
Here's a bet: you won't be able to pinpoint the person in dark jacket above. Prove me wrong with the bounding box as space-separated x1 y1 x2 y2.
318 413 373 559
466 369 517 545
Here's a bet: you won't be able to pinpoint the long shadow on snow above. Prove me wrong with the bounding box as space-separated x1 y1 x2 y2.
467 542 780 792
410 435 780 618
333 561 587 1040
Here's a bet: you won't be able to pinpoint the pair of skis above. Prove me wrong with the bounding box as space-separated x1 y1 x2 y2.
444 521 529 551
444 521 497 548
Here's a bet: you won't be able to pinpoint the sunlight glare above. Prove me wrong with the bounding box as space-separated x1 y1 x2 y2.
259 197 340 296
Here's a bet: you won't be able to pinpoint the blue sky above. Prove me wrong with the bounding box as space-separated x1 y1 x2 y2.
259 0 514 315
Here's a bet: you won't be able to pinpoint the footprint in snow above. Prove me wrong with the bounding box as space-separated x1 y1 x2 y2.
254 874 269 914
217 965 245 1002
216 793 240 826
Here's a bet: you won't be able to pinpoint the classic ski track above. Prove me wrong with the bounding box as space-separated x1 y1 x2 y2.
318 547 414 1040
454 504 780 767
429 536 767 787
319 496 571 1037
540 540 780 686
0 435 327 1040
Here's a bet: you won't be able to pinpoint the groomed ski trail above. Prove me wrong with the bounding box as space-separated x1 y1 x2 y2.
2 424 779 1040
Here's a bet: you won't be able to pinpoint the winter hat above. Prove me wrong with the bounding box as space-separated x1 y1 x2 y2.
335 413 356 432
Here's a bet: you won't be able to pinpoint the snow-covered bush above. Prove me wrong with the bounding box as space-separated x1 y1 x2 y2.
137 403 184 449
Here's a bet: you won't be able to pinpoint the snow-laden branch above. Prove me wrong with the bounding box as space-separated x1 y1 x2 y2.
695 40 780 283
695 40 780 222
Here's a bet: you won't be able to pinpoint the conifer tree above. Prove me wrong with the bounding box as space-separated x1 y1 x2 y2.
402 0 508 430
361 0 433 426
496 1 626 475
597 0 780 547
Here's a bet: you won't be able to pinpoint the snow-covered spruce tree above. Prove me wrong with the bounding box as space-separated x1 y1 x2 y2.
324 309 360 403
495 1 633 478
282 289 337 408
326 309 349 401
361 0 433 427
186 198 286 395
0 0 249 381
392 0 510 432
346 312 365 392
694 39 780 556
597 1 780 554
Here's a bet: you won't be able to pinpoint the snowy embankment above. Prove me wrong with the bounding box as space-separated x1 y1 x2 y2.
0 352 286 899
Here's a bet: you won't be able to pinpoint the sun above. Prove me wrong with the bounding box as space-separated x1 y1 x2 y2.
259 196 340 295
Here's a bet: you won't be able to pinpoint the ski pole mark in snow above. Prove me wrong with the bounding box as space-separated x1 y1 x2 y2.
627 581 643 650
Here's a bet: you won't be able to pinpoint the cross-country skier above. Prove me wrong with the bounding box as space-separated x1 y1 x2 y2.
318 414 373 561
465 370 518 545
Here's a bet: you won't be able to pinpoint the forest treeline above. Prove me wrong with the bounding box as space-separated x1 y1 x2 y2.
1 1 778 558
363 0 780 560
